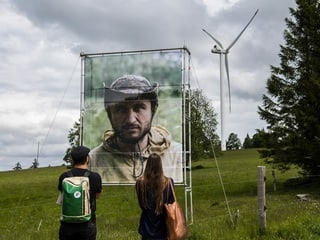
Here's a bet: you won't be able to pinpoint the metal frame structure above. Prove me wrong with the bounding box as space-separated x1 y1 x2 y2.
79 47 193 224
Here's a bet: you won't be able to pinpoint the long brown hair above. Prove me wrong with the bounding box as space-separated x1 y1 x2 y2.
136 153 167 215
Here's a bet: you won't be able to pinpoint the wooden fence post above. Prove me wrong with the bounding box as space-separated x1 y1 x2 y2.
257 166 266 232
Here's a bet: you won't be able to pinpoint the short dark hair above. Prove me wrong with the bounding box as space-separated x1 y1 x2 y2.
71 146 90 165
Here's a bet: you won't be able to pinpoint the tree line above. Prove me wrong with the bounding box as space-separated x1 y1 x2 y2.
224 130 269 150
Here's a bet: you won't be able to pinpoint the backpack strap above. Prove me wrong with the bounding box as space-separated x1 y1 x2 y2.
168 179 176 202
166 178 176 203
66 170 90 178
66 170 73 177
84 171 90 177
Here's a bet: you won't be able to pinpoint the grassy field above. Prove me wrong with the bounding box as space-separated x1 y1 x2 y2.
1 149 320 239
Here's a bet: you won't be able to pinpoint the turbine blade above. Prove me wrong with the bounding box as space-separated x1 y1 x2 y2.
226 9 259 51
225 54 231 112
202 28 224 49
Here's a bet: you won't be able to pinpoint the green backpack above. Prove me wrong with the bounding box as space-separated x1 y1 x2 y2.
61 171 91 223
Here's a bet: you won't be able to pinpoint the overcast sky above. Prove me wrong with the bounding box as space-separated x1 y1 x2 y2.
0 0 295 171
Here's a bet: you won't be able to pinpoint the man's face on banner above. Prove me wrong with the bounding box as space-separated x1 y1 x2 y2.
109 99 153 144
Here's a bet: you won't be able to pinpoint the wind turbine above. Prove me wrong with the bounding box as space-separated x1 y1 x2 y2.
203 9 259 151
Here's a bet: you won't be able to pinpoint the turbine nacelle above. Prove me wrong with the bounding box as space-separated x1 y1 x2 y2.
211 45 225 54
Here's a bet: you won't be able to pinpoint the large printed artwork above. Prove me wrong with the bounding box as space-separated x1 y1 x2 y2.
81 48 189 185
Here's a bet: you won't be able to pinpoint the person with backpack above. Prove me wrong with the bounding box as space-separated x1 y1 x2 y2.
57 146 102 240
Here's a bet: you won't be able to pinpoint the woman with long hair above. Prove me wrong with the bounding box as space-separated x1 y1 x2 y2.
135 153 174 240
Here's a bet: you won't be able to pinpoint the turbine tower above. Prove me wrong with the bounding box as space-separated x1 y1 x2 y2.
203 9 259 151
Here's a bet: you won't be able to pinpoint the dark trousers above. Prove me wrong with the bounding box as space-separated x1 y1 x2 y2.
59 220 97 240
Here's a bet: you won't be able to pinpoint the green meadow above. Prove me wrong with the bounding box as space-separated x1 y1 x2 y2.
1 149 320 239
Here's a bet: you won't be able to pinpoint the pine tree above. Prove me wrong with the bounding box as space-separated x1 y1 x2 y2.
13 162 22 170
258 0 320 175
251 129 269 148
30 158 39 169
242 134 252 149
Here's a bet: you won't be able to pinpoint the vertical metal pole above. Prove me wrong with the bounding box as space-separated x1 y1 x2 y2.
182 47 193 225
220 53 226 151
257 166 266 231
79 53 85 145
